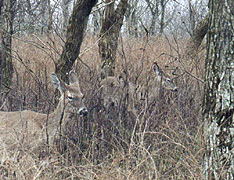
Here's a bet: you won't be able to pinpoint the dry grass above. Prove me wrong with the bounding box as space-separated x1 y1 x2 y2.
0 33 205 179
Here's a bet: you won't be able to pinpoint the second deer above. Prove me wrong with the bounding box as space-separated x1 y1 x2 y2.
100 62 178 113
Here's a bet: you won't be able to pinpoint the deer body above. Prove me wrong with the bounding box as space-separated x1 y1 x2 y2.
0 101 64 149
0 71 87 162
100 62 178 113
100 76 126 108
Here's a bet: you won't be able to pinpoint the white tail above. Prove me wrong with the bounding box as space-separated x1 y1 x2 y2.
0 70 87 162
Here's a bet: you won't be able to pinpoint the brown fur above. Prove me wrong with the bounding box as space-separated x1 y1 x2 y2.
0 71 87 163
100 63 178 114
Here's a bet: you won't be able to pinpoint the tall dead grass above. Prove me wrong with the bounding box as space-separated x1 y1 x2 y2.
0 33 205 179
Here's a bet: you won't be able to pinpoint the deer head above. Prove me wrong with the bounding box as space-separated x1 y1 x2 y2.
153 62 178 92
51 70 88 116
100 76 125 108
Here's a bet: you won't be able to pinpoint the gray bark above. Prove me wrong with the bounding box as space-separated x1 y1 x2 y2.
56 0 97 82
202 0 234 179
47 0 53 32
40 0 48 34
0 0 16 92
125 0 139 37
0 0 3 92
61 0 71 33
98 0 128 79
188 0 196 35
145 0 159 35
91 9 100 36
159 0 166 34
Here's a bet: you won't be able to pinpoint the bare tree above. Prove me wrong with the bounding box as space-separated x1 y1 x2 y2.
47 0 53 32
188 0 196 35
0 0 3 92
0 0 16 92
91 9 101 36
145 0 159 35
40 0 47 33
98 0 128 79
61 0 72 33
159 0 168 34
56 0 97 82
125 0 139 37
202 0 234 179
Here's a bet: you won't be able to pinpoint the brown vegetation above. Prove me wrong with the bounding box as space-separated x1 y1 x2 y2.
0 34 205 179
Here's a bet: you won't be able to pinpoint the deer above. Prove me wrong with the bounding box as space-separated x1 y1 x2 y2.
100 62 178 114
144 62 178 101
0 70 87 162
100 75 125 110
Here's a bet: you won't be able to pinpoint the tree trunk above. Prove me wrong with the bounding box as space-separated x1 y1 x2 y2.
159 0 166 34
47 0 53 33
56 0 97 82
0 0 15 92
92 10 100 36
40 0 48 34
188 0 195 35
61 0 71 34
98 0 128 79
202 0 234 179
0 0 3 92
145 0 159 36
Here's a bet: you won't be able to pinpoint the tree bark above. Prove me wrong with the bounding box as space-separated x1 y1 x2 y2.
0 0 15 92
145 0 159 36
47 0 53 32
61 0 71 34
56 0 97 82
98 0 128 79
188 0 195 35
202 0 234 179
0 0 3 92
159 0 166 34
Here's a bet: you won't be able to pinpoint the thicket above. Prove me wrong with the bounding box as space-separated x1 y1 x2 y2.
0 34 205 179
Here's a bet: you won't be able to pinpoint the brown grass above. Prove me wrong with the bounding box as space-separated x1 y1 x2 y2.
0 33 205 179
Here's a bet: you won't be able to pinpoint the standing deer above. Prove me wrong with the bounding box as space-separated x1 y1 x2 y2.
0 70 87 162
100 62 178 113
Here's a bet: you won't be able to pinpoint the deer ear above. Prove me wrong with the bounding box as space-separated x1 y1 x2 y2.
51 73 67 93
69 70 79 84
153 62 161 76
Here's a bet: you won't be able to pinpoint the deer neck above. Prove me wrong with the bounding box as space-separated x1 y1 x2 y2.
41 97 72 146
47 97 70 127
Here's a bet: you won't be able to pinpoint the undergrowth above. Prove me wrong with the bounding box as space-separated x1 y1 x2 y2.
0 34 205 179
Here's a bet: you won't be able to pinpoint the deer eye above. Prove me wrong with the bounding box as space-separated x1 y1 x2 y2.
166 78 172 83
67 96 73 101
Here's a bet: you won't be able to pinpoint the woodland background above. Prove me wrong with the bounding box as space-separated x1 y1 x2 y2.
0 0 218 179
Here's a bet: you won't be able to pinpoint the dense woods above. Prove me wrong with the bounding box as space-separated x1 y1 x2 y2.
0 0 233 179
